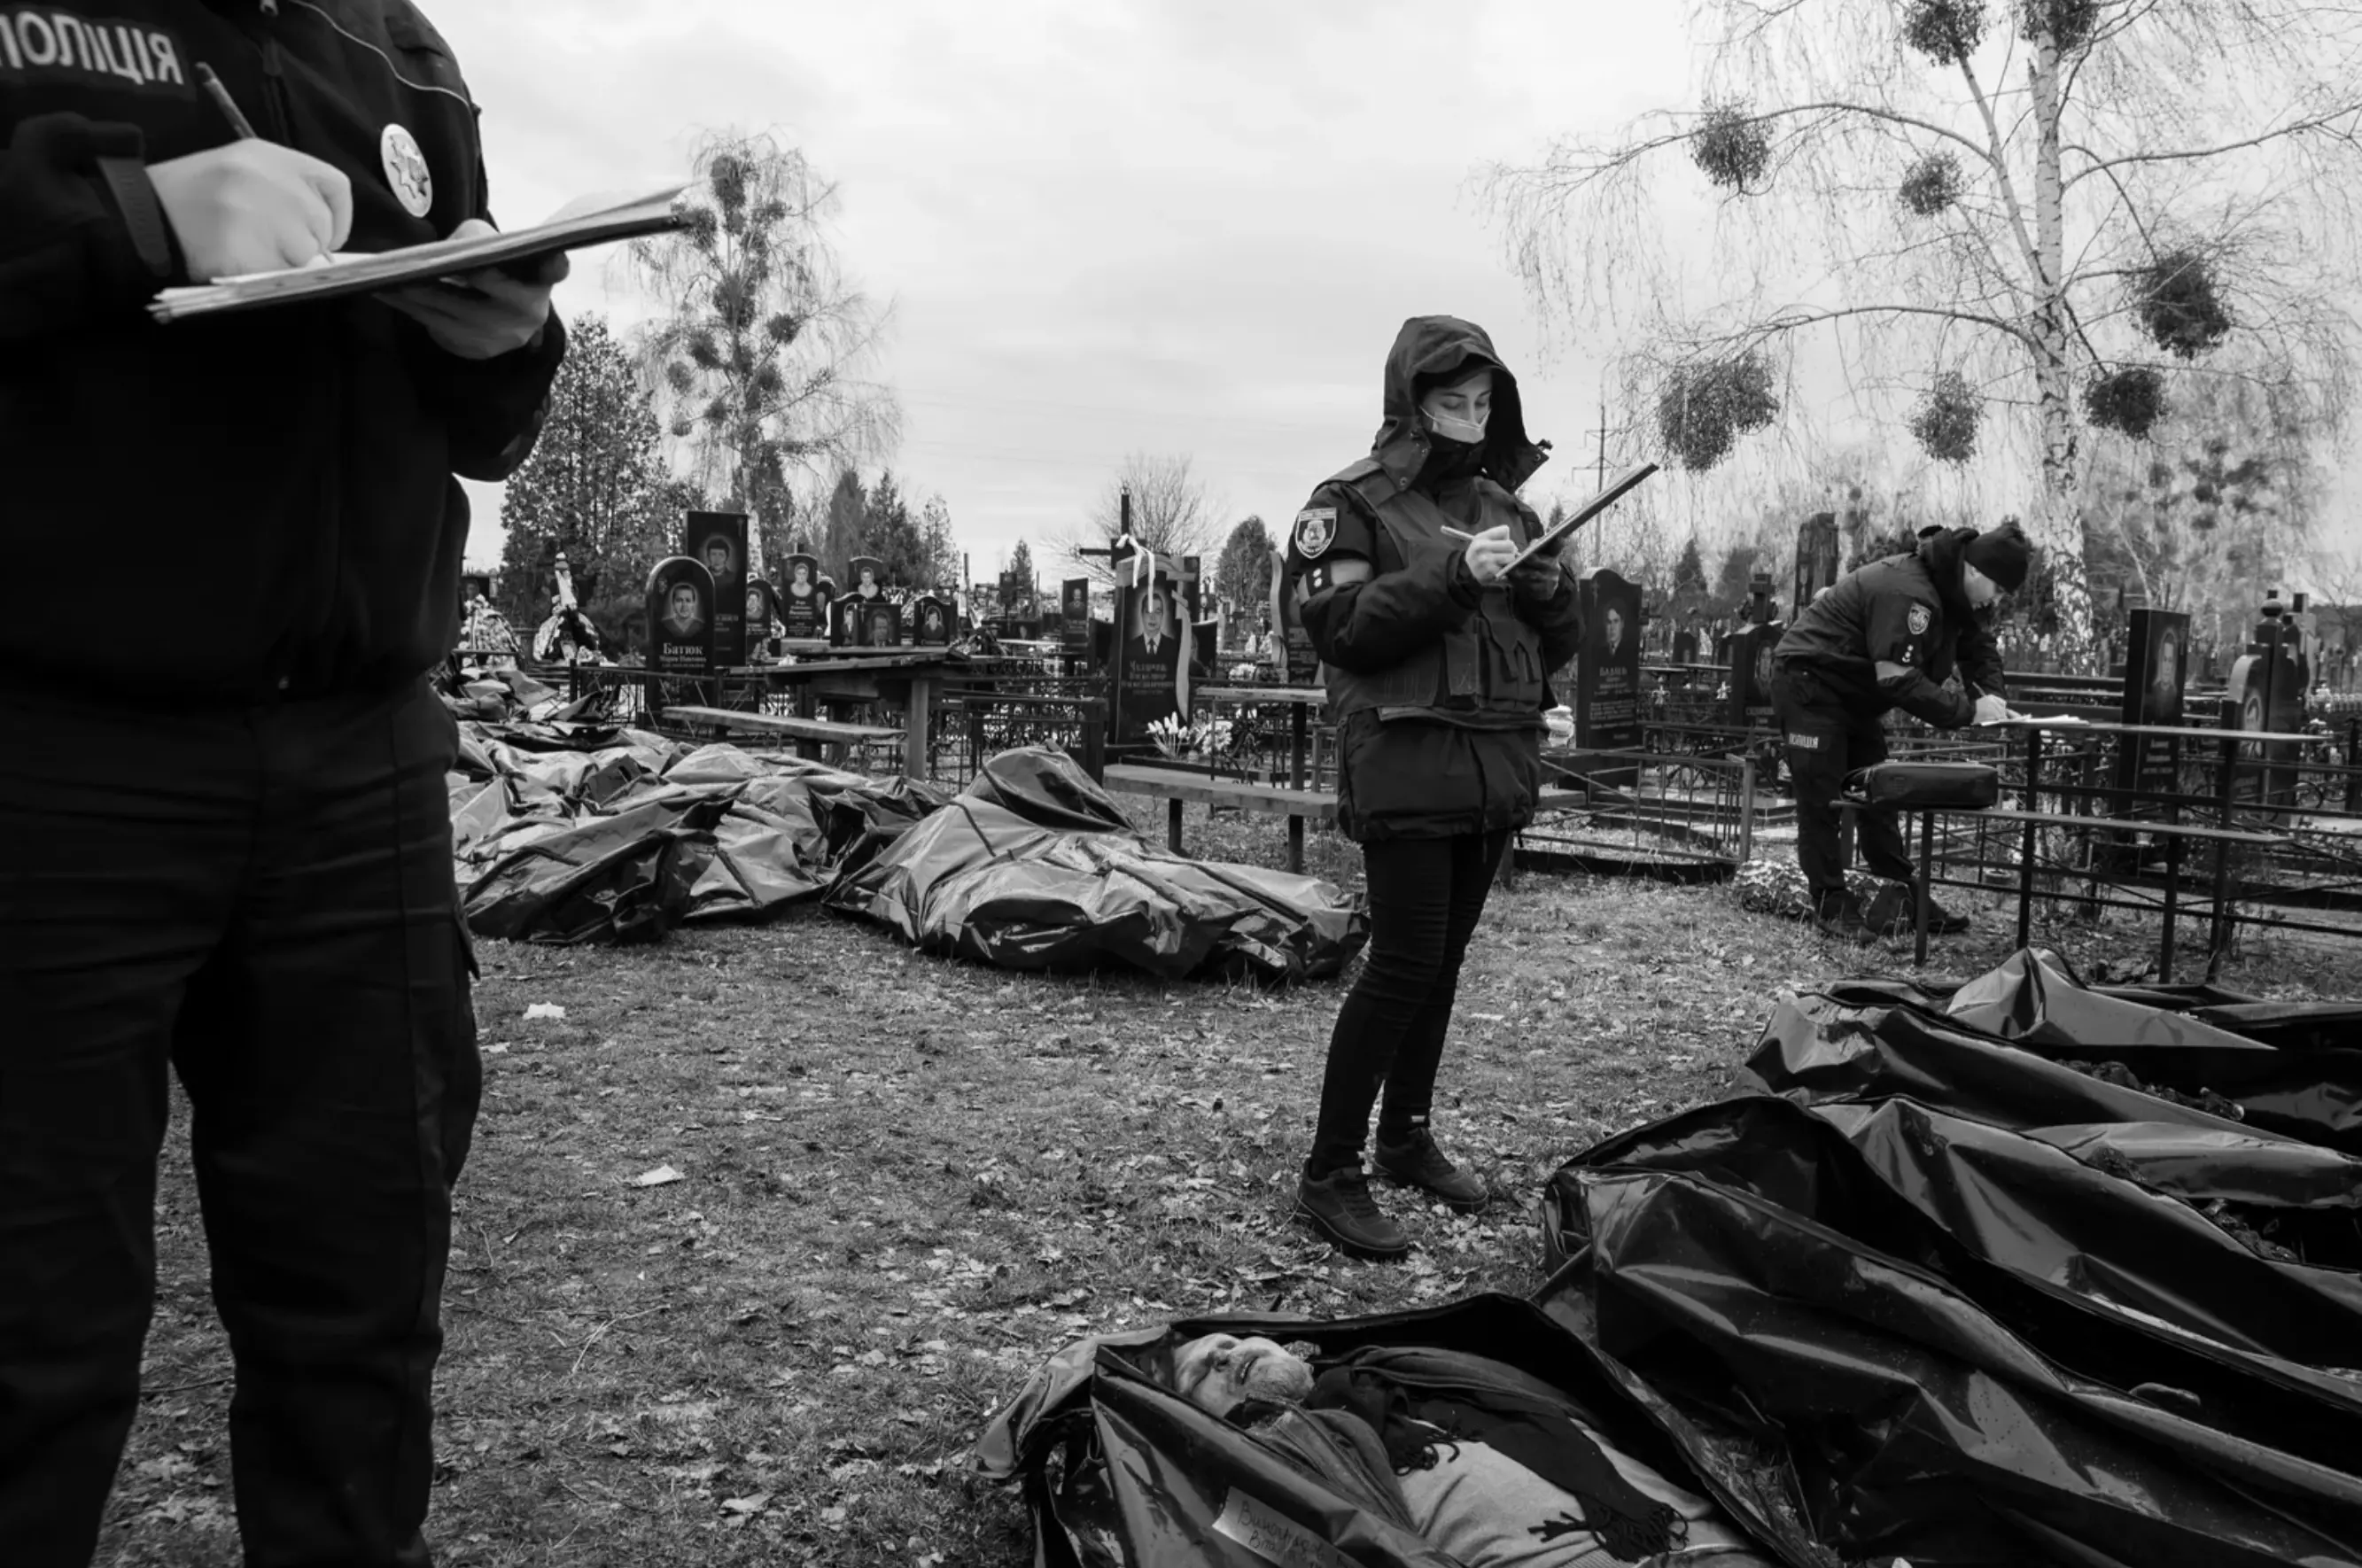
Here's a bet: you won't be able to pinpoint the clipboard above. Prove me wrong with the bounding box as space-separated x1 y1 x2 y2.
1507 462 1660 571
148 183 688 322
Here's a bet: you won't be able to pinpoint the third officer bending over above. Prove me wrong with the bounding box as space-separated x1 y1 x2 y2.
1284 314 1581 1260
1769 520 2031 943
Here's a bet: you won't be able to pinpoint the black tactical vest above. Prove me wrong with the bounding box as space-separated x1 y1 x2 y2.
1320 458 1550 728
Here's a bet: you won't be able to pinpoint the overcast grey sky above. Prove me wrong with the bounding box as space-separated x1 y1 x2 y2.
441 0 2358 586
443 0 1709 577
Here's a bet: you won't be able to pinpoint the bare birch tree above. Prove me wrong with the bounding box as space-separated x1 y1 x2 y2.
1485 0 2362 657
631 130 902 575
1045 452 1224 583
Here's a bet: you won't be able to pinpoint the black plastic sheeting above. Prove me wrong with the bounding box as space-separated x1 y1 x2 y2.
827 749 1368 982
452 733 1366 974
973 1294 1835 1568
1533 950 2362 1566
452 721 950 944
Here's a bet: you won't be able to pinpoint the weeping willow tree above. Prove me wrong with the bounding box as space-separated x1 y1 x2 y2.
631 131 902 573
1486 0 2362 662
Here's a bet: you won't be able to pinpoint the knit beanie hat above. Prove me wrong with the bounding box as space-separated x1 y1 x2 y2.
1963 520 2032 592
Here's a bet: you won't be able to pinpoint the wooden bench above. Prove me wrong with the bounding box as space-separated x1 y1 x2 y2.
664 704 905 766
1102 763 1584 875
1851 799 2286 973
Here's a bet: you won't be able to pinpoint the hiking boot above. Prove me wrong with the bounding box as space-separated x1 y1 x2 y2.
1862 882 1970 937
1294 1166 1410 1260
1374 1128 1489 1214
1813 894 1882 946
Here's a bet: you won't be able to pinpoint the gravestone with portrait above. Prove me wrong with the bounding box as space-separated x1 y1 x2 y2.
645 556 716 680
778 554 827 640
1267 552 1321 686
682 511 749 667
1111 542 1186 750
1726 620 1785 729
833 555 891 648
1061 579 1093 666
742 578 779 659
911 593 952 647
2113 606 2190 815
1573 568 1643 787
1793 511 1840 611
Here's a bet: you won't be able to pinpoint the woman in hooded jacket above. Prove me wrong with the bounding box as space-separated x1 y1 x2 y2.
1282 315 1581 1260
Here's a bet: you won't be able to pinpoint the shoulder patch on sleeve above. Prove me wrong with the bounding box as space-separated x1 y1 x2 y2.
1906 603 1931 636
1294 508 1336 559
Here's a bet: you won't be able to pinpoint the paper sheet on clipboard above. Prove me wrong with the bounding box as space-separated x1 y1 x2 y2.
1508 461 1660 570
148 183 688 322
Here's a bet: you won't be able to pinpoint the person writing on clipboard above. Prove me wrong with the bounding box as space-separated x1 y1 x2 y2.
1282 315 1582 1261
1768 520 2031 944
1 7 563 1566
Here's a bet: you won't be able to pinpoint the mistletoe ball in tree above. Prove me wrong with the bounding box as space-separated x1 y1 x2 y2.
1908 371 1982 464
1902 0 1987 64
1690 101 1771 192
2082 368 2168 439
2133 250 2233 360
1898 151 1963 216
1657 353 1781 470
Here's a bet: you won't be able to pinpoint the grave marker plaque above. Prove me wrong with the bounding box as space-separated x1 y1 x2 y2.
1575 568 1643 786
2114 608 2189 814
682 511 748 667
646 557 716 677
779 555 827 639
912 594 952 647
742 578 780 658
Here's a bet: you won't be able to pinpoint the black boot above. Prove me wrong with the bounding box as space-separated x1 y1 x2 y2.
1814 892 1882 946
1294 1165 1410 1260
1373 1127 1488 1213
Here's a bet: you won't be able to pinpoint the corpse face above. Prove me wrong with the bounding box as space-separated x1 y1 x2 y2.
1172 1333 1315 1417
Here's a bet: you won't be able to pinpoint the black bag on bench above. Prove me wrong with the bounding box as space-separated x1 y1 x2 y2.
1851 760 2000 809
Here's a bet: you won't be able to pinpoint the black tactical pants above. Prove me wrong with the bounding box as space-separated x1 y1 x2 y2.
0 679 480 1568
1307 828 1511 1176
1770 668 1914 911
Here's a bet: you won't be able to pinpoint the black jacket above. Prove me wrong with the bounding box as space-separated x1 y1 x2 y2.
1 0 564 702
1286 315 1581 841
1772 528 2008 729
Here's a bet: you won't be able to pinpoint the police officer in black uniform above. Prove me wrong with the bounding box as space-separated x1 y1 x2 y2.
1285 315 1581 1260
1769 521 2031 943
2 5 565 1563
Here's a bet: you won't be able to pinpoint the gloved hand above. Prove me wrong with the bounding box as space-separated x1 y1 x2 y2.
1972 693 2011 726
1510 547 1567 598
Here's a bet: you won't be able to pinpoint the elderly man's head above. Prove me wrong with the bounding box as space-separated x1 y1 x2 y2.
1171 1333 1315 1417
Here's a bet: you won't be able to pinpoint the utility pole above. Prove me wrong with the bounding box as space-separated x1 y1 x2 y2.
1583 394 1612 493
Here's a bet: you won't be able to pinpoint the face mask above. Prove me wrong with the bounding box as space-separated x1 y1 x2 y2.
1424 408 1488 446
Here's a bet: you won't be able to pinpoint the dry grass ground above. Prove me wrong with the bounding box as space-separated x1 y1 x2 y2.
97 801 2352 1566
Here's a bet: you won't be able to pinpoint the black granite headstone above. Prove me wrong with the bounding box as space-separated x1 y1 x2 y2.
1112 546 1185 749
779 554 827 639
1061 578 1092 667
1793 512 1840 611
1728 619 1786 726
1672 627 1700 666
646 557 716 677
1575 568 1643 785
742 578 780 659
834 556 890 647
682 511 748 668
2114 608 2189 814
912 594 952 647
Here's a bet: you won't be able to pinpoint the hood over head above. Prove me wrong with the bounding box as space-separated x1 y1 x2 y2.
1371 316 1550 493
1916 526 1984 624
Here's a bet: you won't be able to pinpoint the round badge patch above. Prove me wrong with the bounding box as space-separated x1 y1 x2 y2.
381 123 433 218
1906 603 1932 636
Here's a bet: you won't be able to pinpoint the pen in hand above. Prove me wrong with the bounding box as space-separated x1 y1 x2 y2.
195 63 260 140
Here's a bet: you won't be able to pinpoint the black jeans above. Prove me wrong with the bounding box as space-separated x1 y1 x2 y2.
0 679 481 1568
1306 830 1510 1176
1770 668 1914 910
